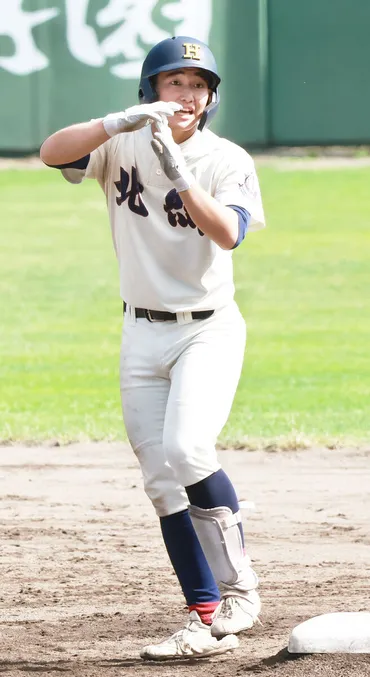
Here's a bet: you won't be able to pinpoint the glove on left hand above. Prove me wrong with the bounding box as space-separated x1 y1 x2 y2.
151 118 194 193
103 101 183 137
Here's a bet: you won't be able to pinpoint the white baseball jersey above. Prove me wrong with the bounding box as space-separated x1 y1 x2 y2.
62 125 265 312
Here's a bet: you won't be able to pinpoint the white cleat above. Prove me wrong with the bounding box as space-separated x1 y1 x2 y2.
211 590 261 637
140 610 239 660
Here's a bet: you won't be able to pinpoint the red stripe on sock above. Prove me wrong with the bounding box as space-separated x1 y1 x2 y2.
188 601 220 625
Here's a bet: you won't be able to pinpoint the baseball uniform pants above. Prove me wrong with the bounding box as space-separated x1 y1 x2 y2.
120 301 246 517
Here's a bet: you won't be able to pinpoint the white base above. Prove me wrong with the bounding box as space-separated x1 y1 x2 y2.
288 612 370 654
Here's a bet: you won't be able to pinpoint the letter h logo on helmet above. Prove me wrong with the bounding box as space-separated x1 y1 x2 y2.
182 43 201 60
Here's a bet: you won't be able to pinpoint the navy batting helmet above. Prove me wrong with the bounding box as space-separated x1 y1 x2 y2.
138 36 220 131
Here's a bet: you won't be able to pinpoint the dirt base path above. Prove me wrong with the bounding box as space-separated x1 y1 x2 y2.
0 444 369 676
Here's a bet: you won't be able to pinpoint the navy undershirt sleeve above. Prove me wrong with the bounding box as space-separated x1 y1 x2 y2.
228 205 251 248
46 154 90 170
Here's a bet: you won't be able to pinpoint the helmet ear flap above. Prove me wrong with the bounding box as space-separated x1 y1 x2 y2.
138 76 157 103
198 90 219 131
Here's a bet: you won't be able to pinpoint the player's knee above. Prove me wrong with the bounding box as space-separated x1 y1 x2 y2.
133 443 188 516
143 474 188 517
163 431 220 487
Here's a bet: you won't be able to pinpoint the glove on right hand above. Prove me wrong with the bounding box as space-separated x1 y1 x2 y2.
151 117 194 193
103 101 183 137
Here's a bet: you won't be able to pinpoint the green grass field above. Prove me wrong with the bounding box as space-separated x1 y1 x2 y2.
0 165 369 446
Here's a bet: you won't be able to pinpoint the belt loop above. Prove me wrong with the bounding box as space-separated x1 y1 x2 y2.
125 304 136 325
176 311 193 325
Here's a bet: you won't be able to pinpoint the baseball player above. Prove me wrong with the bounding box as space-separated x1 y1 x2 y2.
40 36 265 660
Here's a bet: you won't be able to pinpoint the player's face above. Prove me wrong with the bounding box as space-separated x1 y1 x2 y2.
155 68 211 142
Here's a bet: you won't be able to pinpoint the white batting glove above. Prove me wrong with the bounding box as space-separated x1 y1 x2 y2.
151 118 195 193
103 101 183 137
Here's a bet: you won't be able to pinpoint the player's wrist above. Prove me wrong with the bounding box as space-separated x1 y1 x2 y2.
172 169 195 193
102 112 128 137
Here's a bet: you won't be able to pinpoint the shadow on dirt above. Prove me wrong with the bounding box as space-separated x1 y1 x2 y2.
239 648 297 672
1 651 370 676
237 648 370 676
0 656 221 673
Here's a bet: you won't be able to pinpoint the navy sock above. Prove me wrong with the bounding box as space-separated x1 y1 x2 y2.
160 509 220 607
186 469 244 546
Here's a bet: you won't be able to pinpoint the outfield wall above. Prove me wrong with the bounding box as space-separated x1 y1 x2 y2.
1 0 369 152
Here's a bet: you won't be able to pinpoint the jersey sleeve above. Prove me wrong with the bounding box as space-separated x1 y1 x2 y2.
60 141 110 188
214 149 265 232
60 125 121 188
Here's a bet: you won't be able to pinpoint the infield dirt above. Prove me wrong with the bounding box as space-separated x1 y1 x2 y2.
0 443 369 676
